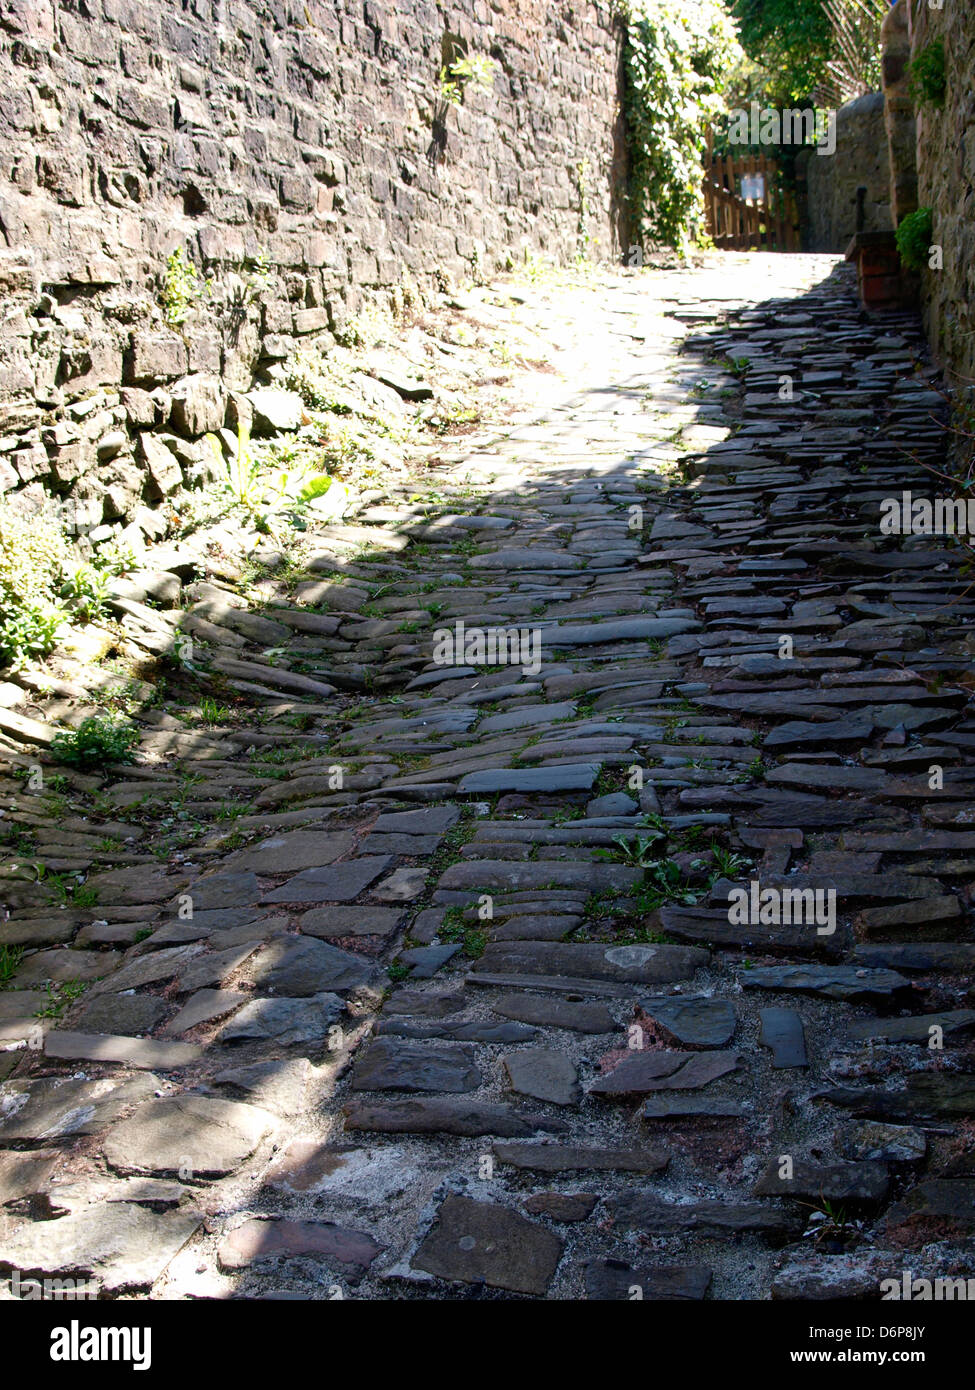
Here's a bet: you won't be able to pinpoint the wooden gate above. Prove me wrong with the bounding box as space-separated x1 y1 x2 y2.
703 150 800 252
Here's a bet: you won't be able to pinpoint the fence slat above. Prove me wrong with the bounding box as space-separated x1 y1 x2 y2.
701 138 797 254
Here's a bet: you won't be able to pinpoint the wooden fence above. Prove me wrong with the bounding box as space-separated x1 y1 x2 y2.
703 152 800 252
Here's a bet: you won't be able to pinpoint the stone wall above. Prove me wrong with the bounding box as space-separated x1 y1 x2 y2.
0 0 623 530
909 0 975 389
799 91 891 252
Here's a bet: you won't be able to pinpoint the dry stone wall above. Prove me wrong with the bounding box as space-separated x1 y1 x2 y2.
910 0 975 389
0 0 623 530
800 91 891 253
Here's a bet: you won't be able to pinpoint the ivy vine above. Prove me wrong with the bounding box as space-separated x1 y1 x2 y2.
617 0 741 253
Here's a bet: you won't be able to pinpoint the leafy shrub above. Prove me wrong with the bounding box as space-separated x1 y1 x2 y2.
0 500 70 669
50 716 140 769
205 424 339 531
619 0 742 252
162 248 208 325
439 54 495 106
910 38 946 109
896 207 934 273
731 0 833 106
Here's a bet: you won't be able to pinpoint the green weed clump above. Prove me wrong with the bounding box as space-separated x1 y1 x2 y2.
0 500 70 670
51 716 140 770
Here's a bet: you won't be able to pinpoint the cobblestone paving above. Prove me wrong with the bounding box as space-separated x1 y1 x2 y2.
2 254 974 1300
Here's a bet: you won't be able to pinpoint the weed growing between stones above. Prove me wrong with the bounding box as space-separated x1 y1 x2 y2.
50 716 139 771
0 944 25 988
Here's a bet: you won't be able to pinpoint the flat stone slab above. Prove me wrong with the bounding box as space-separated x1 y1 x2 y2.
608 1192 803 1239
754 1157 889 1204
396 944 461 978
458 765 600 795
759 1008 809 1067
475 941 708 986
372 866 428 902
232 830 356 874
377 1018 536 1043
440 860 641 893
584 1258 712 1301
843 1010 975 1046
211 1058 314 1115
344 1098 568 1137
372 806 460 834
412 1194 564 1296
541 617 700 645
84 864 190 906
217 1218 383 1283
523 1192 597 1221
0 1202 200 1293
590 1050 739 1096
823 1075 975 1121
243 937 373 995
168 989 249 1034
0 990 52 1039
351 1039 481 1093
503 1048 580 1105
478 701 575 734
742 964 911 1000
263 857 393 903
216 993 343 1045
853 943 975 973
0 916 75 947
264 1140 418 1203
43 1032 202 1069
844 1121 927 1164
0 1074 158 1142
0 1149 60 1205
386 988 465 1018
300 905 403 938
469 547 583 571
13 949 122 987
764 717 874 749
640 1095 746 1120
175 943 261 994
771 1252 893 1302
640 997 736 1048
494 993 615 1033
492 1142 668 1174
84 944 203 998
886 1180 975 1233
185 870 260 910
102 1096 274 1176
73 993 169 1036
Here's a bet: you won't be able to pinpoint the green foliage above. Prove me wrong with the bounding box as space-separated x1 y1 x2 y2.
910 38 946 109
731 0 832 104
51 715 140 770
162 248 209 325
607 831 667 867
439 54 495 105
619 0 742 251
33 979 86 1019
896 207 934 272
0 944 24 988
205 424 341 531
0 499 71 670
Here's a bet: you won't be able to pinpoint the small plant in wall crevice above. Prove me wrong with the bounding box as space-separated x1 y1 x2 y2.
909 37 946 110
896 206 934 273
